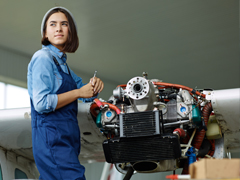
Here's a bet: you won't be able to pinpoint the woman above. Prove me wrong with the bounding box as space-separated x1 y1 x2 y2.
27 7 104 180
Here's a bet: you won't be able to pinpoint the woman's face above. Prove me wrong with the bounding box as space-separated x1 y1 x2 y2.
45 12 69 51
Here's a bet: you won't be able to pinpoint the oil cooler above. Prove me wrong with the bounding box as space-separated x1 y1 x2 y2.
103 110 181 164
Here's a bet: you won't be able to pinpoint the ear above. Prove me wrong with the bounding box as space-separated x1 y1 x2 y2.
45 32 48 38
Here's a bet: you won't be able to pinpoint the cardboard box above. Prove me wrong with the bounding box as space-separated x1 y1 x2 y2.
189 158 240 179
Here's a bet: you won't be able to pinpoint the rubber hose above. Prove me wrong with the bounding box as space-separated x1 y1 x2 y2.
102 102 121 114
90 100 121 117
207 139 215 157
182 103 212 174
192 102 212 150
90 103 99 117
181 159 189 175
181 133 190 174
153 82 206 98
94 98 104 108
116 84 127 89
173 128 186 138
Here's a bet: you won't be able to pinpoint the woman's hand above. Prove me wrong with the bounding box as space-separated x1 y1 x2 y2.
78 77 104 98
90 77 104 95
78 82 95 98
56 77 104 110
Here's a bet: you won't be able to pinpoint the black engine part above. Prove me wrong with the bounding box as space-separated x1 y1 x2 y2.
103 134 181 163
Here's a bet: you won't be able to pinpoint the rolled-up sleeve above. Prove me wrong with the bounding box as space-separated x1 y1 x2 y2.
30 52 58 113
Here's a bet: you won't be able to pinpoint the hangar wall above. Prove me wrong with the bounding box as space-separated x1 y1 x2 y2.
0 47 29 88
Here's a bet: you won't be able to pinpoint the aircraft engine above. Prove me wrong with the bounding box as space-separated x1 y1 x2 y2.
89 73 240 176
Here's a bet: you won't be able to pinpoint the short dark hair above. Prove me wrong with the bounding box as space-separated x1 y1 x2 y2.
41 8 79 53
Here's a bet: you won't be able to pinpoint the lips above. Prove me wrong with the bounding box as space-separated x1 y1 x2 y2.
55 34 64 37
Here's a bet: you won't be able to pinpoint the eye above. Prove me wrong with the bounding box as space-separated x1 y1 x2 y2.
50 23 56 26
62 23 68 26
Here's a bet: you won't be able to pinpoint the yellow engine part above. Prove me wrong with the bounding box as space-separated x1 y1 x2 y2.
206 115 222 140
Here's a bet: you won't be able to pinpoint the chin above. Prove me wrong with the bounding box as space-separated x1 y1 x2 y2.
52 43 65 49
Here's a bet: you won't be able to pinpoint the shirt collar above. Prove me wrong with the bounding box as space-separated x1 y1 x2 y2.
43 44 67 60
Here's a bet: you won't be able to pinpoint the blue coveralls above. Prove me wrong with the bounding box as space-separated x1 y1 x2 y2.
31 57 86 180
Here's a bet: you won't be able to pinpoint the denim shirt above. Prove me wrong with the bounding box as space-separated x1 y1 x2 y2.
27 44 96 114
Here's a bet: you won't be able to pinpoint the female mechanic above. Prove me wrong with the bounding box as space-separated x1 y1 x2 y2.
27 6 104 180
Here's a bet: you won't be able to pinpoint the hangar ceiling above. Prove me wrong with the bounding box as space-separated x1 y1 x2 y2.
0 0 239 99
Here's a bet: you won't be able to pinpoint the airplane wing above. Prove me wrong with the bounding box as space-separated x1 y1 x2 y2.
77 102 107 163
0 103 106 164
0 108 34 160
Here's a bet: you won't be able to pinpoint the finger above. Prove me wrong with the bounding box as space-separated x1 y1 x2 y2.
89 83 94 92
80 84 94 98
90 77 96 86
98 82 104 93
90 78 95 86
93 79 100 93
92 76 98 86
95 80 103 93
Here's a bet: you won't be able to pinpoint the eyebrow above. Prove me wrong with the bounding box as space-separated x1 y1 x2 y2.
49 21 68 24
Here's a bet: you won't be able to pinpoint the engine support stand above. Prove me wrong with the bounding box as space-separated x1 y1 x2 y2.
123 167 134 180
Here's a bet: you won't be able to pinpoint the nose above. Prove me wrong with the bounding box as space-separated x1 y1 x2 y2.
56 24 62 32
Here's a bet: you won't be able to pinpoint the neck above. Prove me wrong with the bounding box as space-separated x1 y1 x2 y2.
52 43 64 52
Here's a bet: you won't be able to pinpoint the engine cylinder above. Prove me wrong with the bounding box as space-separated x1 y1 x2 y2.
125 76 158 111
